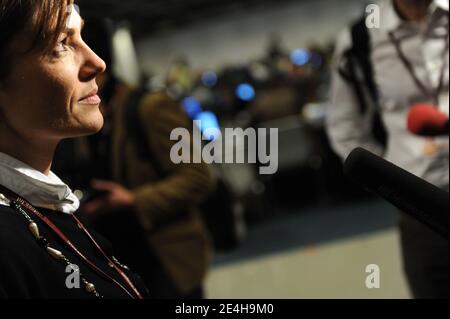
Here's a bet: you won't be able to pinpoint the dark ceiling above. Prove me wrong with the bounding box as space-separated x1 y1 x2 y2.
77 0 299 38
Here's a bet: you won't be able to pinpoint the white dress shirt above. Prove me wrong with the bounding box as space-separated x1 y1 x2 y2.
0 152 80 214
327 0 449 190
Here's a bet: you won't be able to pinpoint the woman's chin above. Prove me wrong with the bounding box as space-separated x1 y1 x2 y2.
81 116 104 135
63 114 105 138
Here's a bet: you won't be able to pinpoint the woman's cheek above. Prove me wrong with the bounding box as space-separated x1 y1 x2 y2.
42 63 78 114
36 54 103 136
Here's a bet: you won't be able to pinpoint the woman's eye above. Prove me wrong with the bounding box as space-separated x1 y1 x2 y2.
53 37 70 55
56 41 68 51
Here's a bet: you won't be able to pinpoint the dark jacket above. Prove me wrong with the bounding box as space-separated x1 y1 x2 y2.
0 205 149 299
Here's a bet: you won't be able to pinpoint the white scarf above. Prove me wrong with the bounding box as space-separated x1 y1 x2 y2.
0 152 79 214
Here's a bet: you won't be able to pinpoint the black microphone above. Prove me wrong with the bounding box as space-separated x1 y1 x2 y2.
344 147 448 239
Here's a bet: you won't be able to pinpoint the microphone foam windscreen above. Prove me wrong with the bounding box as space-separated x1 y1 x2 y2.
407 104 448 136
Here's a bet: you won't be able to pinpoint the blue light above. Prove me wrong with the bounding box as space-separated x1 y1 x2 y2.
195 111 221 141
236 83 256 102
181 96 202 119
201 71 218 88
290 48 310 66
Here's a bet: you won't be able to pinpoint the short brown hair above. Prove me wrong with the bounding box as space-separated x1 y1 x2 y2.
0 0 74 80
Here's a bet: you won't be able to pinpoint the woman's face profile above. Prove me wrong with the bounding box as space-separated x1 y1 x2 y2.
0 5 107 141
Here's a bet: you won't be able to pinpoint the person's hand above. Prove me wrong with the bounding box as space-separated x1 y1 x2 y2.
82 180 135 215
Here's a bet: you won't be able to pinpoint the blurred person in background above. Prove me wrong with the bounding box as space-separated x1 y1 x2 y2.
54 19 216 299
326 0 448 298
166 57 195 99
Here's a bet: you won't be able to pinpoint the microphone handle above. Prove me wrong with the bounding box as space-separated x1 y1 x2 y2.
345 148 449 240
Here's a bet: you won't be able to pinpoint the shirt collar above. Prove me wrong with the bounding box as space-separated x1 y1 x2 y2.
433 0 449 12
381 0 449 32
0 152 79 214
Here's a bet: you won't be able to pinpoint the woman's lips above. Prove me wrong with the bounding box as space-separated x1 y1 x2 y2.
78 94 101 105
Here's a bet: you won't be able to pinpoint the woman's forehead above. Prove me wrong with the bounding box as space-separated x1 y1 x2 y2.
67 4 83 31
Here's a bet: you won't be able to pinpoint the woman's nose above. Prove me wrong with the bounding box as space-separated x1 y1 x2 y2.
79 45 107 81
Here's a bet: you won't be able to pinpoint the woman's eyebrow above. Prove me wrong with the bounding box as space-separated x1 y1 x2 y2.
65 18 85 36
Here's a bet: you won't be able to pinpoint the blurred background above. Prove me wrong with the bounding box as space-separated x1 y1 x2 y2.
74 0 410 298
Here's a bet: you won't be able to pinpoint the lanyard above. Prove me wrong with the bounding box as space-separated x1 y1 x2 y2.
388 27 449 106
0 185 143 299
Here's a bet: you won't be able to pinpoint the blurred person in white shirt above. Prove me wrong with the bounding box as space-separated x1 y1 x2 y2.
327 0 448 298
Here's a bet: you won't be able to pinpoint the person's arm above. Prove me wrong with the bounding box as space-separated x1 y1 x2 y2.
132 93 216 231
326 30 385 161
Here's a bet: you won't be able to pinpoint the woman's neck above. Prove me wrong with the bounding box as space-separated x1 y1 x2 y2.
394 0 433 23
0 123 57 176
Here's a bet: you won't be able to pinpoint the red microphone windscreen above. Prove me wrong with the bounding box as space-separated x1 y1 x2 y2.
407 103 448 136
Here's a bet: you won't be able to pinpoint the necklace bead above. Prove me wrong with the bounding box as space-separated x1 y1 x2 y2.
46 246 65 260
37 237 49 248
28 222 40 239
85 282 97 294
